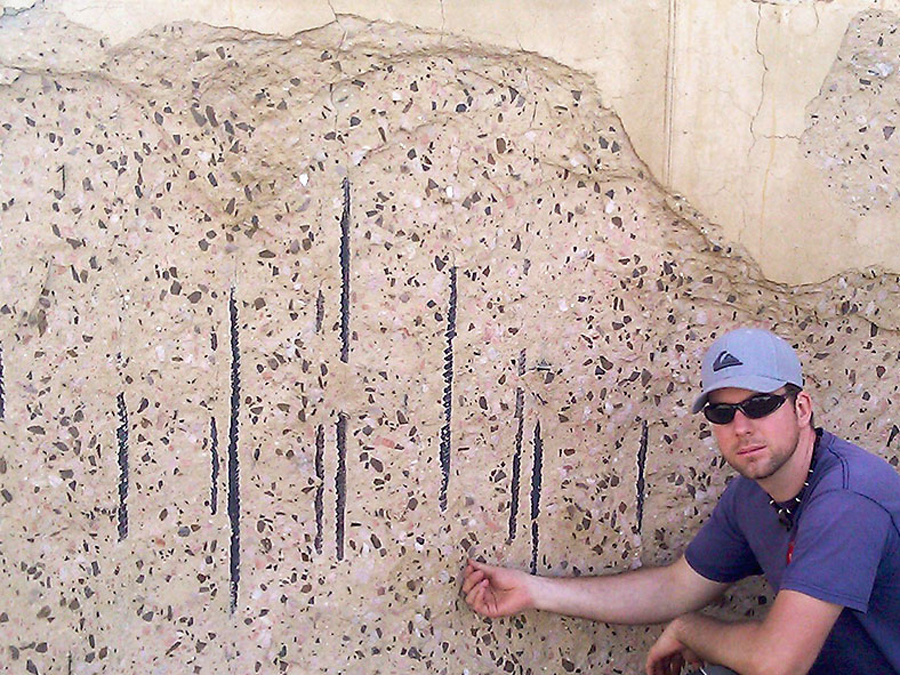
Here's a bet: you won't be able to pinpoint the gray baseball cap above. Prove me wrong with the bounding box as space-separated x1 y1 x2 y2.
692 328 803 413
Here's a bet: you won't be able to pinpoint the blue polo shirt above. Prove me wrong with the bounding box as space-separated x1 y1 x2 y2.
685 430 900 674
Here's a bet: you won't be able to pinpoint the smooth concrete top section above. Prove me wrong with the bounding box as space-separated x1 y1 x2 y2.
2 0 899 283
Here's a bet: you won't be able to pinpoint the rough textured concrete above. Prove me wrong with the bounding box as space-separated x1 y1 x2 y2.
7 0 900 282
1 8 899 675
803 10 900 219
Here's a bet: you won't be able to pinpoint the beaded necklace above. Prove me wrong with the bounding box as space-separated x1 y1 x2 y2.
768 428 822 530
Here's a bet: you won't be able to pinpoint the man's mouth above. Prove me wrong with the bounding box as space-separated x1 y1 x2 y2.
737 444 765 456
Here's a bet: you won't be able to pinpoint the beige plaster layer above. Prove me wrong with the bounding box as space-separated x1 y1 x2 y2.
666 0 900 283
7 0 900 283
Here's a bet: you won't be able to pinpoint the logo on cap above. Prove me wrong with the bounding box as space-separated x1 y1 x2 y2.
712 351 742 372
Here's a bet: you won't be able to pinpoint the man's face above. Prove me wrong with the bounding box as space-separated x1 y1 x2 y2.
707 387 803 482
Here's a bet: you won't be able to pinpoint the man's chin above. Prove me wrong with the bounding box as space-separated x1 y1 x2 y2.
728 458 776 481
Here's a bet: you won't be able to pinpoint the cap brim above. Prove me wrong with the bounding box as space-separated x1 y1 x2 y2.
691 375 788 414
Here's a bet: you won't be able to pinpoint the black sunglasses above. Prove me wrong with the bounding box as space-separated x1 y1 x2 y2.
703 392 788 425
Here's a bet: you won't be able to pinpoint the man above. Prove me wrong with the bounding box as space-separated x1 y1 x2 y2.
462 328 900 675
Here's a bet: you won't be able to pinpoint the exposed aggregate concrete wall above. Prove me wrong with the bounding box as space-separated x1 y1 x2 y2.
1 7 899 675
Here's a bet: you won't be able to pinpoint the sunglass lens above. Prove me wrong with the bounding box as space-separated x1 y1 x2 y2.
741 394 783 419
703 393 787 425
704 404 735 425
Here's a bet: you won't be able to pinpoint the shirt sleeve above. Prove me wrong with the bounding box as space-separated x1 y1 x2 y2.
780 489 891 612
685 482 763 583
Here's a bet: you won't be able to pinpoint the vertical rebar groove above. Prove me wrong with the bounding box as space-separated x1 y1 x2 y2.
228 288 241 613
315 289 325 335
530 421 543 574
508 349 526 540
115 392 129 541
339 177 351 364
0 344 5 421
335 177 352 559
210 417 219 515
636 420 649 535
439 265 457 512
314 424 325 555
335 414 348 561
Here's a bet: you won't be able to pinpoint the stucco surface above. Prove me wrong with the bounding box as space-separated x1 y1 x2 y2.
1 6 900 675
802 10 900 219
4 0 900 282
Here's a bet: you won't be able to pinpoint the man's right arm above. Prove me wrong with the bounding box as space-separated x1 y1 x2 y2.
462 556 729 625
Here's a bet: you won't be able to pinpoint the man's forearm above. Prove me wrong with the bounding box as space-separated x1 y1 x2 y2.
652 590 842 675
669 612 817 675
530 569 686 624
669 613 768 674
528 557 726 625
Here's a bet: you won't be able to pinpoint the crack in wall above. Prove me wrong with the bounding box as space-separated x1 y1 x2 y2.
749 3 770 148
663 0 678 188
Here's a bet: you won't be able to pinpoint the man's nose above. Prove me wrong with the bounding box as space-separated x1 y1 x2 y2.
730 409 754 433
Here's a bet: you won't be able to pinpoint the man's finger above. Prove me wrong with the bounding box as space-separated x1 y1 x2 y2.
464 578 487 610
472 579 498 616
463 581 480 607
461 568 484 595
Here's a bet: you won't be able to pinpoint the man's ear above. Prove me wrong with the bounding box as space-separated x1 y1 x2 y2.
794 391 813 426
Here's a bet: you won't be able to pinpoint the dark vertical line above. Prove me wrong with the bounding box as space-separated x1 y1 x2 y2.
115 392 129 542
314 424 325 555
315 289 325 334
336 177 351 560
0 344 5 421
439 265 457 513
636 420 649 535
339 177 351 363
888 424 899 448
530 421 543 575
335 414 347 561
508 349 526 540
228 287 241 613
209 417 219 515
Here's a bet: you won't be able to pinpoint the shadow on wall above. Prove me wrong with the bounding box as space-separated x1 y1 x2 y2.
0 9 899 675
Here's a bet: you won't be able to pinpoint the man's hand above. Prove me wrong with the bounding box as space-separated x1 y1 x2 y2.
646 617 702 675
462 559 535 618
643 591 842 675
462 555 727 624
